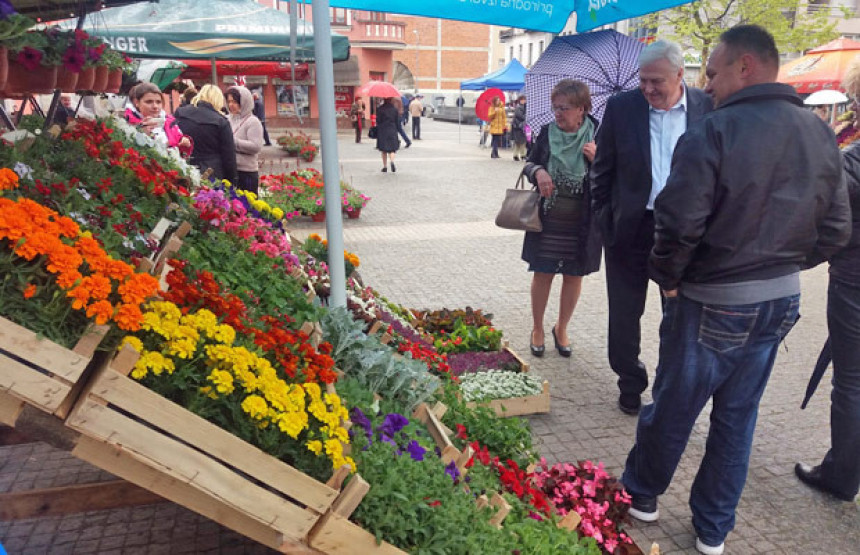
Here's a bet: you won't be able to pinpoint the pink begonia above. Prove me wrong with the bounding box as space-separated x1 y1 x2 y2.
604 538 618 552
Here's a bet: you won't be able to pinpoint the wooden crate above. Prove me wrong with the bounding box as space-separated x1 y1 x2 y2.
0 316 107 416
466 380 550 418
65 347 404 554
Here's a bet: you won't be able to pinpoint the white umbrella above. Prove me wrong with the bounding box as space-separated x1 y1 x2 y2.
804 89 849 105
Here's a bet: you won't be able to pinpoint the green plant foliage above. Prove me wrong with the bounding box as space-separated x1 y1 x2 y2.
320 307 439 414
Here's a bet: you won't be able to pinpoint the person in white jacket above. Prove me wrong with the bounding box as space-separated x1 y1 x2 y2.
225 85 264 194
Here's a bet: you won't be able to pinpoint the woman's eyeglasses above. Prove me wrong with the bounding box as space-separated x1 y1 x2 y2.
552 105 575 113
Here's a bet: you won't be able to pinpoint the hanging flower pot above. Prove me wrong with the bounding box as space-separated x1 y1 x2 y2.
91 65 109 92
310 211 327 223
55 66 79 93
1 59 57 96
75 66 95 91
0 47 8 93
105 69 122 93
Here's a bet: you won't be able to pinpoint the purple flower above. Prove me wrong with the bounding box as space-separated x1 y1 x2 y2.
0 0 16 18
17 47 43 71
349 407 373 442
406 440 426 462
444 461 460 482
62 47 86 73
378 413 409 438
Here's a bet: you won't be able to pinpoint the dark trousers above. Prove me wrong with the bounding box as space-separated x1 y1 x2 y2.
604 211 655 399
490 134 502 158
412 116 421 139
236 170 259 195
354 121 362 143
623 294 800 545
261 122 271 146
818 277 860 499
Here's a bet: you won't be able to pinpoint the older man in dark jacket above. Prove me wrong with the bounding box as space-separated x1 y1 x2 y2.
621 25 851 555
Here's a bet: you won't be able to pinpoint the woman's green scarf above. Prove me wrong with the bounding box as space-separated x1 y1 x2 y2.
547 118 594 196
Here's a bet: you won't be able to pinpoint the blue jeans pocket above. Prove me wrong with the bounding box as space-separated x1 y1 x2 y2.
698 305 759 353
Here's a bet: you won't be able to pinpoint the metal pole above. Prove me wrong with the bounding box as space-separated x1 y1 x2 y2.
311 0 347 309
211 58 217 86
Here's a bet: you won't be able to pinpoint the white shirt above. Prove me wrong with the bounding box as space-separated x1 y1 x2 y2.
648 87 688 210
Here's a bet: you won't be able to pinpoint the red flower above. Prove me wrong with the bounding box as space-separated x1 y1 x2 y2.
17 47 43 71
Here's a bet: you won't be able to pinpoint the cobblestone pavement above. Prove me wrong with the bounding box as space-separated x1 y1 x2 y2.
2 119 858 554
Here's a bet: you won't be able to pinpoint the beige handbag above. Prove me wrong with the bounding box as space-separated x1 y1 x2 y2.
495 171 543 232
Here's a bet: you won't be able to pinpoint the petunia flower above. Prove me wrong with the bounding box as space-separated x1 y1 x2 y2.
62 47 86 72
444 460 460 482
406 440 426 462
17 47 43 71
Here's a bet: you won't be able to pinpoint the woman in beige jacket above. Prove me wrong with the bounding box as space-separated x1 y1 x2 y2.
226 85 264 194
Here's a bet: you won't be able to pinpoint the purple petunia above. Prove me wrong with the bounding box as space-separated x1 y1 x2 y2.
444 461 460 482
378 413 409 438
406 440 426 462
349 407 374 442
0 0 16 18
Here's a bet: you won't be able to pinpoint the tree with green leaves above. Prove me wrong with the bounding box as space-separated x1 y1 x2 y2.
640 0 845 86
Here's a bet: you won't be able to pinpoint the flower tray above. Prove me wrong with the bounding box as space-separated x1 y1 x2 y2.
465 380 550 418
0 315 108 416
65 346 404 554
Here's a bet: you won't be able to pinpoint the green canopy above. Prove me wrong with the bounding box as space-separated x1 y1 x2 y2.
69 0 350 62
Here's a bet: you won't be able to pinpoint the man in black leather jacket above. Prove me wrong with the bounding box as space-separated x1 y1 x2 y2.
621 25 851 555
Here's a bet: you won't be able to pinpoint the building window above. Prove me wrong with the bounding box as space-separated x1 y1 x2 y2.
331 8 347 24
370 71 385 81
368 11 386 21
283 2 305 17
528 43 533 66
509 46 514 62
518 44 523 62
539 40 544 56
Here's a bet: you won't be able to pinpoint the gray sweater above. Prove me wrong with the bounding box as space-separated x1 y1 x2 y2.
228 86 264 173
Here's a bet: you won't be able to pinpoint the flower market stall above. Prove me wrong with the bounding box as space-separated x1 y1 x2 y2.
0 99 648 555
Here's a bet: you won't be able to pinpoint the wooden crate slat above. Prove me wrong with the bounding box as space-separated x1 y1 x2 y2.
84 366 338 513
466 380 550 418
67 398 319 541
503 345 530 373
0 316 93 381
0 480 163 520
0 356 73 413
307 513 406 555
71 435 298 553
0 391 24 426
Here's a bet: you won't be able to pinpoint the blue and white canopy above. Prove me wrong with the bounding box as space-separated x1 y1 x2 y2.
461 59 528 91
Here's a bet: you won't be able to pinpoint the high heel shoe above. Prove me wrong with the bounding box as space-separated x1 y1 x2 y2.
530 331 545 358
552 326 572 358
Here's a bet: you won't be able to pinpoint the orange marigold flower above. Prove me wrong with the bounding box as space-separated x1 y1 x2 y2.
118 273 160 305
114 303 144 331
22 284 37 299
81 274 112 300
67 283 92 310
0 168 19 190
85 300 114 325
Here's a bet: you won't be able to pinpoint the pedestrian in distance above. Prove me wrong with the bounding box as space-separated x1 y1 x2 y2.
522 80 601 359
487 96 507 159
349 96 365 144
410 95 423 139
252 91 271 146
511 95 528 161
174 84 238 184
795 57 860 505
620 25 851 555
226 86 264 195
590 39 713 416
375 97 401 173
391 97 412 148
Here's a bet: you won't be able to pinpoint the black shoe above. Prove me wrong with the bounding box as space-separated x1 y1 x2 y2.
381 167 387 172
551 326 572 357
530 343 545 357
618 394 641 415
391 163 396 173
405 142 412 148
628 494 659 522
513 156 520 161
795 463 857 501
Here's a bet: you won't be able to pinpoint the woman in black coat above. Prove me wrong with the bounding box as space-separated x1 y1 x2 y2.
174 84 238 184
375 98 401 173
521 79 601 358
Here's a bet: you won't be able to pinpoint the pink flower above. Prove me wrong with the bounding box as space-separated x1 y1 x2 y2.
17 47 43 71
62 47 86 72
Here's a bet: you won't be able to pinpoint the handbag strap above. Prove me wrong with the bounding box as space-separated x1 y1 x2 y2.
515 169 536 190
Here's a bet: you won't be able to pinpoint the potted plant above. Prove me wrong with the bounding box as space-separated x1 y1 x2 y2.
2 28 64 94
99 47 133 93
294 191 326 221
0 2 34 90
299 143 318 162
342 185 370 219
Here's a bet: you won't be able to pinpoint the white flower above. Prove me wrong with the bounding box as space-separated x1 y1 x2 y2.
76 187 91 201
459 370 543 402
13 162 32 180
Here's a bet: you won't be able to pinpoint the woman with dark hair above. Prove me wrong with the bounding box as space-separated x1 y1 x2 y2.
175 84 238 183
375 97 401 172
511 95 528 161
124 82 191 155
225 85 264 194
521 79 600 358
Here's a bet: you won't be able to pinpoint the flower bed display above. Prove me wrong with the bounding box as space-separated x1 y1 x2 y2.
460 371 551 418
261 169 371 220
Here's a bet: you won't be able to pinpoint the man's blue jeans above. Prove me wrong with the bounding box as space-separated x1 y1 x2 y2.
622 293 800 546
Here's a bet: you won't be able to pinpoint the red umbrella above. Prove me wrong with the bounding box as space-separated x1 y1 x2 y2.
357 80 401 99
475 88 505 121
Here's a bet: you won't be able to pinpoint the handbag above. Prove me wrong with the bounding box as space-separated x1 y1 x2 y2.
368 126 378 139
495 171 542 232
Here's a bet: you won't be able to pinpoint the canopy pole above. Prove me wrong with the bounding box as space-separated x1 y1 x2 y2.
289 0 302 124
211 58 217 85
311 0 347 309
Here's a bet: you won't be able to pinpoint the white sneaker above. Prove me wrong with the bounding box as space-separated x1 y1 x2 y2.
695 537 725 555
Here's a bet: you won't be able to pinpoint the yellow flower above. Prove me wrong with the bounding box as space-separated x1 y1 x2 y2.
120 336 143 353
304 382 322 400
272 207 284 220
275 410 308 439
207 369 234 394
241 395 269 420
306 440 323 455
212 324 236 345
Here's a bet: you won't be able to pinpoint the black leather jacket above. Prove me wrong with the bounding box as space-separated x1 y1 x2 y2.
650 83 851 290
832 141 860 283
175 102 238 183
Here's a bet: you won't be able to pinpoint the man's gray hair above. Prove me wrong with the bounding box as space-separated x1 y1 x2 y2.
638 39 684 71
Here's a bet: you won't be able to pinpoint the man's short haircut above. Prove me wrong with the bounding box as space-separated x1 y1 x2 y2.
719 25 779 68
638 40 684 72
